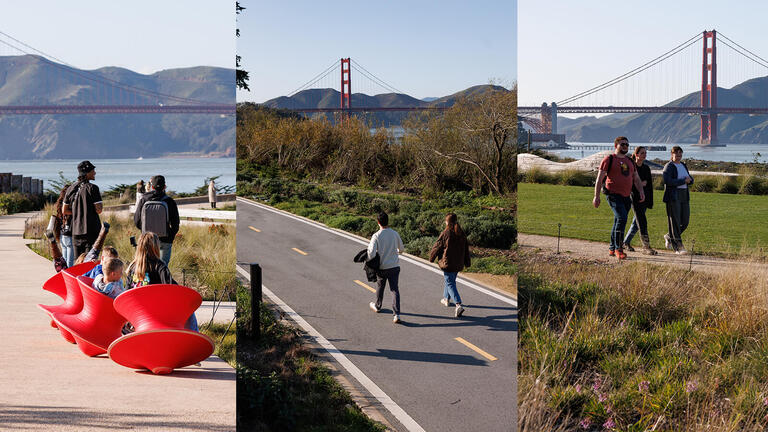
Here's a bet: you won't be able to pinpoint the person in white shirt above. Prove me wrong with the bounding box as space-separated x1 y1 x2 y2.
367 212 405 323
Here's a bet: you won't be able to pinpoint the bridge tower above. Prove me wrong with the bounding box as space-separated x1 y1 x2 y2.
340 58 351 111
550 102 558 134
541 103 551 133
699 30 718 145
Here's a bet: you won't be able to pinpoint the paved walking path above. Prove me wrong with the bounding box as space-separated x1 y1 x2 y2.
519 233 764 272
0 212 235 431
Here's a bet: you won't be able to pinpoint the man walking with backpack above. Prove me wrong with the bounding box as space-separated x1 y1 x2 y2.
367 212 405 324
134 175 180 265
63 161 103 258
593 137 645 260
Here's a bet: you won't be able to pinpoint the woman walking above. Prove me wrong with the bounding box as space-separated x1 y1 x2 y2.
429 213 471 318
622 146 657 255
662 146 693 254
55 185 75 267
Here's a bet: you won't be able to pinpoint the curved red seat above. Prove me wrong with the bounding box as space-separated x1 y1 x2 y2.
42 261 97 300
52 276 127 357
39 269 91 343
39 262 98 330
108 330 215 375
108 284 214 374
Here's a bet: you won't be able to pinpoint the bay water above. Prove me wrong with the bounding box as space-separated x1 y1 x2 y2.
548 143 768 163
0 158 235 194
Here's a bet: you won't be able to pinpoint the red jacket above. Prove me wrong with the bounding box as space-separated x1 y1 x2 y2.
429 229 471 272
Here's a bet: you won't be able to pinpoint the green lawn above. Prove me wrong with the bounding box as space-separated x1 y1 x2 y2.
519 182 768 257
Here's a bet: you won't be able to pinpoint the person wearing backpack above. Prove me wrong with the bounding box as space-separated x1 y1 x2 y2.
63 161 103 258
592 137 645 260
134 175 180 265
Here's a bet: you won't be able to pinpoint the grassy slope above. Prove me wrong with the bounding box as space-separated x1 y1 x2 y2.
519 252 768 431
519 182 768 257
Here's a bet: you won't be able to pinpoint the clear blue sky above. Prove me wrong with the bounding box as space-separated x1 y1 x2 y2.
237 0 517 102
0 1 234 74
520 0 768 111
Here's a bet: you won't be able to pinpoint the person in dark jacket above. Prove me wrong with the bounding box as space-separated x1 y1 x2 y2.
126 232 198 331
63 161 103 258
134 175 180 265
429 213 471 318
662 146 694 254
622 146 657 255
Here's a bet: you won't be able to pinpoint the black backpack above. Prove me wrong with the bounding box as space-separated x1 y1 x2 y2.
141 196 169 237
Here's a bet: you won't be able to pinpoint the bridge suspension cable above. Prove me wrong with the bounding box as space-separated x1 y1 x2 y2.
557 32 700 105
718 32 768 69
286 59 340 97
350 59 403 94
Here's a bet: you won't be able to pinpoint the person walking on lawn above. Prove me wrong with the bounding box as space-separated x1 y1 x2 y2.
662 146 694 254
367 212 405 324
593 136 645 260
622 146 658 255
429 213 471 317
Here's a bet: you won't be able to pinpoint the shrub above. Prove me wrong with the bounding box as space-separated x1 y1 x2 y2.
524 166 556 184
692 176 718 193
405 236 438 258
558 170 594 187
469 256 516 275
325 214 371 234
464 216 516 249
715 175 738 194
0 193 42 215
737 172 762 195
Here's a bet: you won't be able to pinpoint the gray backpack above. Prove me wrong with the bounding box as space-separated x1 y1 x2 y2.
141 197 169 237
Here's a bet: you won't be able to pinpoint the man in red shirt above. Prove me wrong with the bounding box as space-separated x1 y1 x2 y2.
593 136 645 260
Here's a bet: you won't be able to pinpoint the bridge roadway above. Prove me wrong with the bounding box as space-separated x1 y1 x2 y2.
237 197 517 432
519 105 768 115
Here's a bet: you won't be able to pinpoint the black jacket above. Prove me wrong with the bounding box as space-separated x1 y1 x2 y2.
354 249 380 282
662 162 694 203
127 257 176 287
134 190 180 243
632 162 654 209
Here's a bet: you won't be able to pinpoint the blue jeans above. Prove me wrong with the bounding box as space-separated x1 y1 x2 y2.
443 271 462 304
624 202 649 245
607 194 631 251
185 313 198 332
60 235 74 268
159 241 172 266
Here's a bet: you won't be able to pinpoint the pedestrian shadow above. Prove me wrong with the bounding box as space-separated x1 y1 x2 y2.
397 311 518 332
0 404 232 431
340 348 489 366
133 357 235 380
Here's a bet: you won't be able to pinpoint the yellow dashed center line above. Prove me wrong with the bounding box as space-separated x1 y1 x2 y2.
353 279 376 293
248 226 261 232
292 247 308 256
454 337 498 361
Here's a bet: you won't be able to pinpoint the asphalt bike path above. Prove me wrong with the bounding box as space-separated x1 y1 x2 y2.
237 198 517 432
0 212 234 431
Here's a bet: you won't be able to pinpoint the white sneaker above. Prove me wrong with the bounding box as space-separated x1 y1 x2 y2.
369 302 380 313
440 298 450 307
393 315 401 324
663 234 672 250
676 248 688 255
455 305 465 318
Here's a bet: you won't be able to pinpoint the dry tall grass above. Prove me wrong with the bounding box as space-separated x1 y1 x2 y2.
519 254 768 431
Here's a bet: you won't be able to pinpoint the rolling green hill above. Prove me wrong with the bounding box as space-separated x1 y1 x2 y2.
0 55 234 159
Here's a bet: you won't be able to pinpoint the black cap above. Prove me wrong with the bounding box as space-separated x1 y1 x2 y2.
150 175 166 190
77 160 95 175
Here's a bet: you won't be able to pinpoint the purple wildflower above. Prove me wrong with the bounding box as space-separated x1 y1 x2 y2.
685 379 698 393
603 417 616 430
593 378 602 393
575 384 582 393
580 417 592 429
598 393 608 403
638 380 649 393
763 397 768 407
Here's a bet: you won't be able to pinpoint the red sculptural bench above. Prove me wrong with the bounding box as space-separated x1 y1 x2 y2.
38 261 97 339
108 284 214 375
52 276 127 357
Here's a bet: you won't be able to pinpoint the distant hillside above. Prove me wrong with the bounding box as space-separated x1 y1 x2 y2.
560 76 768 144
262 84 508 126
0 55 234 159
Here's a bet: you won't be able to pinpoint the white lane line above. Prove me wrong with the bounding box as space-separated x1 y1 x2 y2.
238 197 517 307
237 266 426 432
